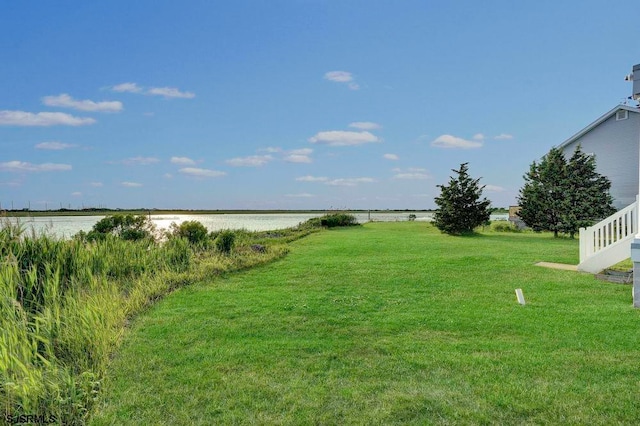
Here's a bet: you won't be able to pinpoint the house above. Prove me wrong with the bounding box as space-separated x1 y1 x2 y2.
556 104 640 273
557 104 640 210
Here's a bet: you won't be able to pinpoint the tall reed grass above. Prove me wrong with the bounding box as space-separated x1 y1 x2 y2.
1 216 319 423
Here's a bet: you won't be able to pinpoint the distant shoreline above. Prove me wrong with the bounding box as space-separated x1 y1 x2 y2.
1 208 449 218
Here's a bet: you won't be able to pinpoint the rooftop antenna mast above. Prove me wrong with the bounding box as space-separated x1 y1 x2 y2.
624 64 640 105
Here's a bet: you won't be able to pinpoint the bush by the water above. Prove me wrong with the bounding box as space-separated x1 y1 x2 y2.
215 230 236 254
305 213 359 228
168 220 210 246
76 213 156 242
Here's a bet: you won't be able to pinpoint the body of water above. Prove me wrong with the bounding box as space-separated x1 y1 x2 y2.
4 212 509 239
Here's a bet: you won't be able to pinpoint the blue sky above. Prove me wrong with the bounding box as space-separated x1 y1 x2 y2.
1 1 638 210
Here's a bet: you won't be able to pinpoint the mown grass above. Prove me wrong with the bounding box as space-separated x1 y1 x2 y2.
92 222 640 425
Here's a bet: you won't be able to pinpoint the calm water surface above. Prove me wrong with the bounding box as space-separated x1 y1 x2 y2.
7 212 508 239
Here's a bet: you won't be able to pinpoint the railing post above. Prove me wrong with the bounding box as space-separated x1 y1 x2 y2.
579 227 587 262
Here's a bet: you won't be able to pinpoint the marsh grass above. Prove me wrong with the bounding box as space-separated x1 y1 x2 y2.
93 222 640 425
1 217 317 423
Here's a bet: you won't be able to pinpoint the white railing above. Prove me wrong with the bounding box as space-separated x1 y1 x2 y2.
578 197 638 273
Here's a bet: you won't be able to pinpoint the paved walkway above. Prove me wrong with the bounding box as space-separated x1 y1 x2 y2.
535 262 578 271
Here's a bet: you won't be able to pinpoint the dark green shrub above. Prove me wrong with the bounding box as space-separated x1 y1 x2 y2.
87 214 156 241
302 217 323 228
168 220 209 246
319 213 358 228
215 230 236 254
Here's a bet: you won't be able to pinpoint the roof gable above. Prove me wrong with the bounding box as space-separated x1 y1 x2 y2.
557 104 640 150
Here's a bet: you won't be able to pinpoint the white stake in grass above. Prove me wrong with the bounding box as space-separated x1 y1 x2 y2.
515 288 526 305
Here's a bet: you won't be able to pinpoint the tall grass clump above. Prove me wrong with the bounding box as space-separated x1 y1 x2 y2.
1 215 304 423
0 217 193 423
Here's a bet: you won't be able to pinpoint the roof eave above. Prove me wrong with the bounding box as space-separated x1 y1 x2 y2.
556 104 640 150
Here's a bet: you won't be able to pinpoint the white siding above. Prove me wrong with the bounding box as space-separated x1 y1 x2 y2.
560 112 639 210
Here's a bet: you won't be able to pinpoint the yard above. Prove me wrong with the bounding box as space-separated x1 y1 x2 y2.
92 222 640 424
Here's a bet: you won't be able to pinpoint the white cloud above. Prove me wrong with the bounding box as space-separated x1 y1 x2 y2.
393 173 430 180
71 191 82 197
494 133 514 140
121 182 143 187
283 149 313 164
0 161 72 172
308 130 380 146
324 71 354 83
164 173 173 179
179 167 226 178
285 193 315 198
383 153 399 160
111 82 195 98
431 134 483 149
393 167 430 180
147 87 195 99
284 154 312 163
472 133 485 141
0 110 96 126
324 71 359 90
326 177 375 187
111 82 143 93
226 155 273 167
114 156 160 166
42 94 122 112
89 182 103 187
170 156 196 166
296 175 329 182
35 141 77 150
485 185 506 192
350 122 381 130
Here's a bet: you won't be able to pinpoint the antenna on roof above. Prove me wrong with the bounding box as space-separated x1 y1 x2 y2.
626 64 640 101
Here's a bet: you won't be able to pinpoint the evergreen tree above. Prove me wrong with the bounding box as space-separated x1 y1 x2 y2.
561 146 616 237
518 147 568 237
433 162 491 235
518 145 615 238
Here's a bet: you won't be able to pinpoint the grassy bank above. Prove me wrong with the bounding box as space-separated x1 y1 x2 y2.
92 222 640 424
0 218 319 424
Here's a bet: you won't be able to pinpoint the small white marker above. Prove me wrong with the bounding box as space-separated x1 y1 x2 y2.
515 288 526 305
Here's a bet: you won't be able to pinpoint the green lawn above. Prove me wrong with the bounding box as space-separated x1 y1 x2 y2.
92 222 640 425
